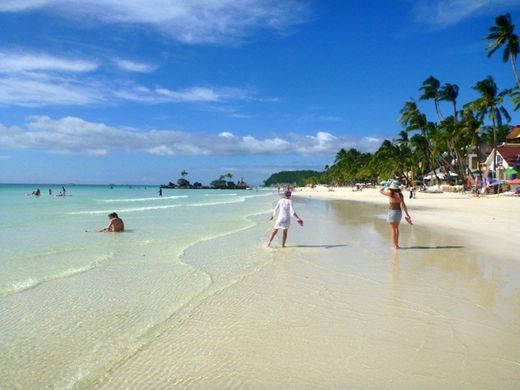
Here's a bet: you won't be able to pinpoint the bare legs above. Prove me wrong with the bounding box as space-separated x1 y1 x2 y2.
267 228 278 247
389 222 400 250
267 228 289 247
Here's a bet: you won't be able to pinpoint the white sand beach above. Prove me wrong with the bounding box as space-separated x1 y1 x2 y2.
298 186 520 260
86 190 520 389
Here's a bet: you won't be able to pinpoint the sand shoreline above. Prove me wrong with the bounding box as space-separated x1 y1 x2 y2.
295 186 520 261
92 193 520 388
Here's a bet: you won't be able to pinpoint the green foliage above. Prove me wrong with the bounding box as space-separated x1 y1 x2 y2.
264 170 322 186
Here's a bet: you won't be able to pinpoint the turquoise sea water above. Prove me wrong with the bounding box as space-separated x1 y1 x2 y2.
0 184 276 388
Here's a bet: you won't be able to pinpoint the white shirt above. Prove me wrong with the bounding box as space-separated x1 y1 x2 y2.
272 198 295 229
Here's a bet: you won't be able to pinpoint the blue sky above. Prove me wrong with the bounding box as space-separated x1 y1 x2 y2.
0 0 519 185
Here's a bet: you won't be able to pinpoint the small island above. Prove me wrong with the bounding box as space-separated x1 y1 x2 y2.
160 171 250 190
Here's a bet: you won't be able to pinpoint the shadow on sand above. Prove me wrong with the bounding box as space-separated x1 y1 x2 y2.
399 245 464 250
286 244 348 249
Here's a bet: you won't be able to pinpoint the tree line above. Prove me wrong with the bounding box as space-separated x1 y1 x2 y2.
307 13 517 187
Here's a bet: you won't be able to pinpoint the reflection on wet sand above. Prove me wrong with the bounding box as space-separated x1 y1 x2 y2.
327 195 519 324
90 197 520 389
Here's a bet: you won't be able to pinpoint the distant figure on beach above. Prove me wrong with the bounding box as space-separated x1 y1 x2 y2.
99 212 125 232
32 188 41 196
159 187 162 196
379 181 411 250
267 190 303 248
48 188 52 195
62 186 66 196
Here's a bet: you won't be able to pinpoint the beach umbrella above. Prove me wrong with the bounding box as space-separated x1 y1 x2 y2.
507 178 520 184
503 167 518 175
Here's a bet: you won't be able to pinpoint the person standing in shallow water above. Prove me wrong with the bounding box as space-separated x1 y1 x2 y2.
267 191 303 248
379 181 411 250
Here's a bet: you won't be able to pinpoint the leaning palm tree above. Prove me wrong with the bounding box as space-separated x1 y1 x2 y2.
439 83 459 121
465 76 511 179
419 76 443 121
485 13 520 88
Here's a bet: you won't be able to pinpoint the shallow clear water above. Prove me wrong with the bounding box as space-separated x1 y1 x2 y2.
0 184 275 388
2 186 520 389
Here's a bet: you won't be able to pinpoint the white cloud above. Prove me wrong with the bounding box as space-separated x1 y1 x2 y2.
0 0 309 44
0 116 374 156
411 0 520 27
0 50 269 107
112 58 157 73
0 75 104 106
0 51 98 73
218 131 235 138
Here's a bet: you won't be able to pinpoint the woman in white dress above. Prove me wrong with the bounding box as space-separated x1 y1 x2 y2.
267 191 303 247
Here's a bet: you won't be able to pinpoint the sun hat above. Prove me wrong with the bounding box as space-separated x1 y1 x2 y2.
284 190 292 197
388 181 400 190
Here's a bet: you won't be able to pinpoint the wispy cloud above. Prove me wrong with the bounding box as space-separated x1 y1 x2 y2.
411 0 520 27
0 75 104 106
0 0 309 44
0 50 270 107
112 58 158 73
0 51 98 73
0 116 377 156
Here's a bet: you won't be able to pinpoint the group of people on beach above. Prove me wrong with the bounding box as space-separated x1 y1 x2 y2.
97 181 411 249
267 180 412 250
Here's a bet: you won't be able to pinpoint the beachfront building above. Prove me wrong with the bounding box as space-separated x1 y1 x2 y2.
484 144 520 171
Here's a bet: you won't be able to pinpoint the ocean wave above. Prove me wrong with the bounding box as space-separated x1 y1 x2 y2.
242 192 275 199
204 193 237 197
0 253 113 296
187 197 246 207
68 193 263 215
98 195 188 203
67 204 183 215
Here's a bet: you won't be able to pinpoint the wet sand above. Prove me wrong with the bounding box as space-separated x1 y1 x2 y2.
90 198 520 389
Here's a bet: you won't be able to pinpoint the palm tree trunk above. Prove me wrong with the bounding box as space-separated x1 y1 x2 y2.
452 101 457 122
511 54 520 89
492 116 498 180
434 100 443 121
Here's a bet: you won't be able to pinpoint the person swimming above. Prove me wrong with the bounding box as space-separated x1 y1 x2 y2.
99 212 125 232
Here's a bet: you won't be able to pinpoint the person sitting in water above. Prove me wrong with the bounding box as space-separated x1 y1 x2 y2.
99 212 124 232
32 188 41 196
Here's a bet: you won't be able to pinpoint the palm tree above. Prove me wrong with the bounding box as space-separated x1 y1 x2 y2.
181 170 188 178
485 13 520 88
460 108 484 184
400 100 428 133
419 76 443 121
466 76 511 179
226 172 233 182
400 101 438 179
439 83 459 121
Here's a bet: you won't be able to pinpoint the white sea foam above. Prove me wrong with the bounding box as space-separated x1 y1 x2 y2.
187 197 246 207
1 254 112 296
67 204 183 215
204 193 237 197
98 195 188 203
